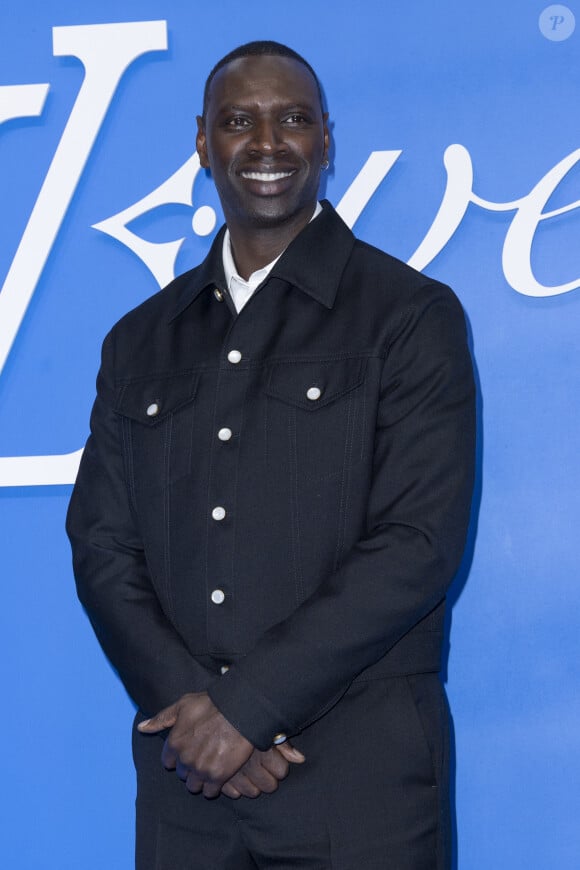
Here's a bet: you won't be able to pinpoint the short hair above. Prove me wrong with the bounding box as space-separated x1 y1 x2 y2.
202 40 324 118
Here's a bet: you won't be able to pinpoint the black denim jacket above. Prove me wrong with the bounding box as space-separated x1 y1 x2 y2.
67 201 475 750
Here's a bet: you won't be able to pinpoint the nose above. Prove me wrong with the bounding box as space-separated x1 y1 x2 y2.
247 118 286 155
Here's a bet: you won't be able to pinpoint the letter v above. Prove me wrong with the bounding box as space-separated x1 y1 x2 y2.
336 151 402 229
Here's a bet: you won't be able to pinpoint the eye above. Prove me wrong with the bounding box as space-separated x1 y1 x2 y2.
283 113 309 125
225 115 251 128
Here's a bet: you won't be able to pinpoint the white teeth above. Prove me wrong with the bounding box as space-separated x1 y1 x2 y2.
241 171 293 181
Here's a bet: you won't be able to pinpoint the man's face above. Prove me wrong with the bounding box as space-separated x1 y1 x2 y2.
196 55 329 229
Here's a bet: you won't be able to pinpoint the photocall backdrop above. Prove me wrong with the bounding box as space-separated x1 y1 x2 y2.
1 2 578 867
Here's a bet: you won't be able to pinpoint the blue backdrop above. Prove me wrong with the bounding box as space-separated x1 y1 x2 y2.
1 2 579 867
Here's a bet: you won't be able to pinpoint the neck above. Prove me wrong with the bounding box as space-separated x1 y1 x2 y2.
226 203 317 280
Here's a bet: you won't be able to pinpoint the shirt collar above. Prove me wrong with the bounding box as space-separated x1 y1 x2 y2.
222 201 323 313
221 232 282 301
169 200 355 321
222 200 323 297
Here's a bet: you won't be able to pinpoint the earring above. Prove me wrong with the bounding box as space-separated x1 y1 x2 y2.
321 158 330 170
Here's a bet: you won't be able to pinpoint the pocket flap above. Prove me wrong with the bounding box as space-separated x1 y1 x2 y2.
263 358 366 411
114 371 199 425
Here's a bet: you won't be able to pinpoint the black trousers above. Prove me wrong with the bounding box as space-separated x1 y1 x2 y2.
133 674 451 870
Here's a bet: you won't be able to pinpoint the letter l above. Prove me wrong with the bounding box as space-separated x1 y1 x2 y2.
0 20 168 377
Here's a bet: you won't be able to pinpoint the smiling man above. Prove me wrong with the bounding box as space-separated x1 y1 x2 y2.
67 41 475 869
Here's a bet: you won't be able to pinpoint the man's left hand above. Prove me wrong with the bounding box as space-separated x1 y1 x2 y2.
138 692 253 798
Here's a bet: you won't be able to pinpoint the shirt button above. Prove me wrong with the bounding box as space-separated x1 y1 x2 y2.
306 386 321 401
218 427 233 442
220 664 230 674
212 506 226 521
214 287 224 302
227 349 242 364
211 589 225 605
146 402 160 417
273 733 287 745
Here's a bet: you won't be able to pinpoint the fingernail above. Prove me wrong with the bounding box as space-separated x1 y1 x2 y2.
138 719 151 729
291 749 306 761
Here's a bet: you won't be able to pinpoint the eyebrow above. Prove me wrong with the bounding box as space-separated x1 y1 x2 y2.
215 101 317 115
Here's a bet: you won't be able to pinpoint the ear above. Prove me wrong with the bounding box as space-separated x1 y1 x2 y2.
196 115 210 169
322 112 330 165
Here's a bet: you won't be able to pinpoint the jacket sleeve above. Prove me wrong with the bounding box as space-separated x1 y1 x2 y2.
66 330 211 716
208 282 476 749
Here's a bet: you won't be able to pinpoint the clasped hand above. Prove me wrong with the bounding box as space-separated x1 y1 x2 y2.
138 692 304 799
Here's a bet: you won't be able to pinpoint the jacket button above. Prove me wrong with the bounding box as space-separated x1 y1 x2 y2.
146 403 160 416
220 664 230 674
212 506 226 521
306 387 321 401
218 427 233 441
214 287 224 302
227 349 242 364
211 589 225 605
273 733 287 745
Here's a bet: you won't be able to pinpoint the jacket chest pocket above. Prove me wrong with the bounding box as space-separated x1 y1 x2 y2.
115 371 199 490
262 358 367 482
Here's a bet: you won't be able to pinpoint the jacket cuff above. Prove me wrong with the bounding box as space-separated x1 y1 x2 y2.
207 669 291 751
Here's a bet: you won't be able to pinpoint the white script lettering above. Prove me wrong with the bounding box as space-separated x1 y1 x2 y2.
0 21 578 487
0 21 168 487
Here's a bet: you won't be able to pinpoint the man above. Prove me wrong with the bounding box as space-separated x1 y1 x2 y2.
67 40 475 869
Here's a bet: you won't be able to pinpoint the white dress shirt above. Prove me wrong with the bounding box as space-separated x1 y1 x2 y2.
222 202 323 313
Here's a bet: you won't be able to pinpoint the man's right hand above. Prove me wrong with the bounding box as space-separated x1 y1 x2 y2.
221 742 305 799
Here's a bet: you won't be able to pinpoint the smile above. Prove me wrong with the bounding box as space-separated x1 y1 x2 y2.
240 171 295 181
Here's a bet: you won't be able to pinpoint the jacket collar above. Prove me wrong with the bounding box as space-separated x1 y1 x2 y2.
169 200 355 321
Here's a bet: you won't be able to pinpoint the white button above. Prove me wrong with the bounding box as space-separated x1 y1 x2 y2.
212 506 226 521
211 589 225 605
306 386 321 401
273 732 287 745
214 287 224 302
146 403 159 416
218 427 233 442
227 349 242 364
220 664 230 674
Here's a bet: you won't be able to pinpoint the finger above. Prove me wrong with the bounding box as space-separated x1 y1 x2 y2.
276 742 306 764
202 781 222 799
254 750 289 781
247 768 279 794
175 761 190 782
221 782 242 799
161 739 179 771
137 703 179 733
239 754 280 793
224 772 261 799
185 772 204 794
